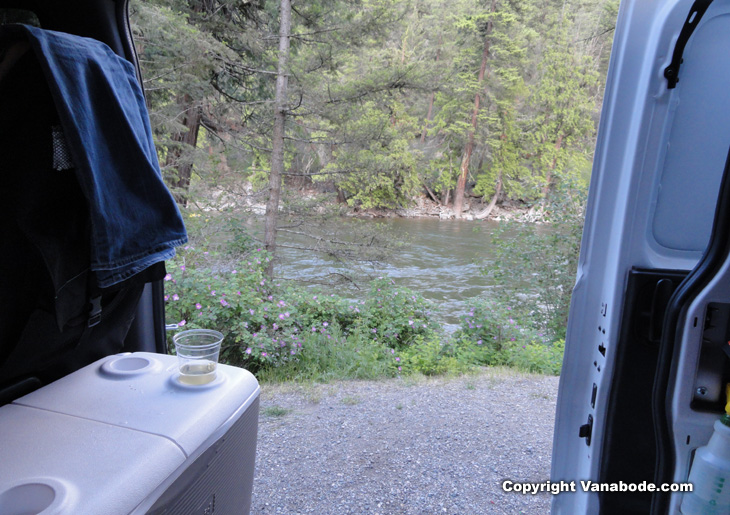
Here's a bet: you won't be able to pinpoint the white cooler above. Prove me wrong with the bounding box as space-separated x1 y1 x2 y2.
0 352 260 514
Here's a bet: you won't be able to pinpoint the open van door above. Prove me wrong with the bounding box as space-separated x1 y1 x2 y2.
552 0 730 513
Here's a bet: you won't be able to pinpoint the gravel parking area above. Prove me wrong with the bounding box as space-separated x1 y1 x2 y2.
251 369 559 514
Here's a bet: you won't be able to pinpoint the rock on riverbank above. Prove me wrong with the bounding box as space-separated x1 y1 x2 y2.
347 197 544 223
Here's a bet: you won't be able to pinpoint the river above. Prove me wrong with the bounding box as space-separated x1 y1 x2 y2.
274 218 500 332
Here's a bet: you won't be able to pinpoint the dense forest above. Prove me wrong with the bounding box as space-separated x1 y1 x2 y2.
131 0 620 376
130 0 617 260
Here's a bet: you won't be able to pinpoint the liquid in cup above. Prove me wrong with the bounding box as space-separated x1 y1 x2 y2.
173 329 223 385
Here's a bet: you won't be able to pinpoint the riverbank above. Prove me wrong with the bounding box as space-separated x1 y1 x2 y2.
252 369 558 514
174 188 574 381
203 185 545 223
348 196 546 223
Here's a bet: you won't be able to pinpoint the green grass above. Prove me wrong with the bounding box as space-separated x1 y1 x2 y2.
262 405 291 417
255 331 394 383
341 395 361 406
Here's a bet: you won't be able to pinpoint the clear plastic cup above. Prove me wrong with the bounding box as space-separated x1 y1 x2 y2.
172 329 223 385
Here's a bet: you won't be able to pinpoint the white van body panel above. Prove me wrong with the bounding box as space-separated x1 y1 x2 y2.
552 0 730 512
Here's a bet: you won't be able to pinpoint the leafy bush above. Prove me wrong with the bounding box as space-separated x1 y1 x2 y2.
503 339 565 375
256 324 396 383
483 184 585 340
355 278 440 349
164 247 442 376
450 298 562 375
164 235 568 379
401 335 473 376
164 246 303 372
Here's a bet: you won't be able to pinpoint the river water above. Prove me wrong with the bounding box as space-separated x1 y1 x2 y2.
274 218 500 332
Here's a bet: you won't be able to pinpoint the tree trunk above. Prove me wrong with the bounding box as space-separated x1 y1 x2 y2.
453 0 496 218
166 96 202 207
264 0 291 277
442 188 450 207
424 184 439 204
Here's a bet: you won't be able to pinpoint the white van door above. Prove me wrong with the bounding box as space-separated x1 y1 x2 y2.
551 0 730 513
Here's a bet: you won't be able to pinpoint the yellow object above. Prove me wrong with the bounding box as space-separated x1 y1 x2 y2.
726 383 730 416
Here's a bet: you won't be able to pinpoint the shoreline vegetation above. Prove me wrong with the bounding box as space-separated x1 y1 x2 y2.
166 188 579 382
165 244 566 382
344 196 548 223
195 187 553 223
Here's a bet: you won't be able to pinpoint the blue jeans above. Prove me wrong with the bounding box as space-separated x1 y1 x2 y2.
1 24 187 288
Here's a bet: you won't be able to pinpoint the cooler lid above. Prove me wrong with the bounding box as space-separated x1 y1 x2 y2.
13 352 260 456
0 403 186 514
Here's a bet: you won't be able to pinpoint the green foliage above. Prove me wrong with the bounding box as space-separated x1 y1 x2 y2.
165 244 567 380
320 101 422 209
483 184 586 340
256 324 395 383
523 21 600 197
262 405 291 417
132 0 614 211
401 335 470 376
450 299 564 375
137 0 614 382
357 278 440 349
504 339 565 376
164 247 441 375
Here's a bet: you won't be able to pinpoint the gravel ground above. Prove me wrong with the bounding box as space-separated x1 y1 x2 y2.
251 369 559 514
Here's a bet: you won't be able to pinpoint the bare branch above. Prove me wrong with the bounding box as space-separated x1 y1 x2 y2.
280 169 357 177
277 229 383 247
574 26 615 44
285 274 361 290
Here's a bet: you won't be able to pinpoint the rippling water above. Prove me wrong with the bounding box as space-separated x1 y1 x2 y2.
274 218 501 332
